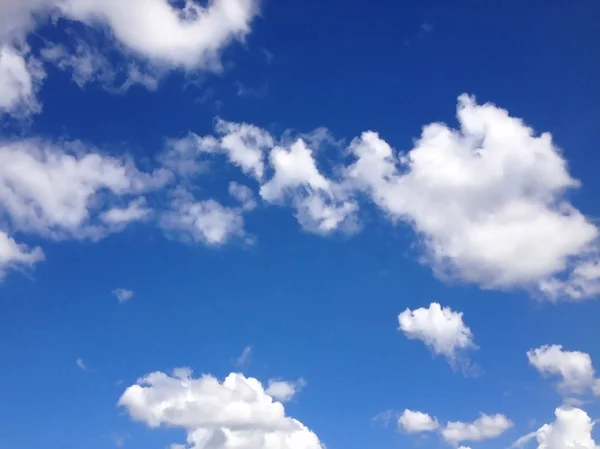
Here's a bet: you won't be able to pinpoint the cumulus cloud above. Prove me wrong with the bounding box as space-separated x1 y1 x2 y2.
0 230 44 278
113 288 134 303
398 302 475 368
512 407 599 449
265 378 306 403
398 409 511 446
527 345 600 396
441 414 513 445
345 95 599 299
160 188 247 246
0 138 170 240
398 409 439 434
119 368 324 449
0 0 260 116
159 95 599 299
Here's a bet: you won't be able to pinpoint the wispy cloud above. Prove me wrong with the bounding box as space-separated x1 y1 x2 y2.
76 358 88 371
234 345 253 367
112 288 134 303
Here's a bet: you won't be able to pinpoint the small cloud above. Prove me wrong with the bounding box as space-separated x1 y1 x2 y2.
235 81 268 99
76 358 88 371
372 410 397 427
265 378 306 403
234 345 253 367
113 288 134 303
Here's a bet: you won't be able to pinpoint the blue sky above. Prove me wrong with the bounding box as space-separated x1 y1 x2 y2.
1 1 600 449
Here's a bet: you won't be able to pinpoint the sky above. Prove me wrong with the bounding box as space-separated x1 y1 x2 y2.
0 1 600 449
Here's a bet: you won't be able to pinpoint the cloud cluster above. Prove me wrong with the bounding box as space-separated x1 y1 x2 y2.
398 409 512 446
119 368 324 449
2 93 599 302
398 302 475 368
159 95 600 300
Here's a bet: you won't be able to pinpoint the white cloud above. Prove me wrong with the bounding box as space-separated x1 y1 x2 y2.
441 414 513 445
265 378 306 403
512 407 599 449
0 230 44 278
398 409 439 434
163 122 357 234
527 345 600 396
345 94 599 299
0 44 45 117
0 0 259 115
260 138 358 234
101 198 152 226
58 0 259 70
398 302 475 367
0 138 169 240
113 288 134 303
119 368 324 449
160 188 246 246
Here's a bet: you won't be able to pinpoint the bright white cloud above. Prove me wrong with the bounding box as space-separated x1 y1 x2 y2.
0 0 259 69
160 188 246 246
345 95 599 299
265 378 306 403
398 409 439 434
0 230 44 278
398 302 475 366
513 407 599 449
113 288 134 303
0 45 45 116
260 138 358 234
527 345 600 396
0 0 259 116
119 368 324 449
0 138 170 240
58 0 259 70
441 414 513 445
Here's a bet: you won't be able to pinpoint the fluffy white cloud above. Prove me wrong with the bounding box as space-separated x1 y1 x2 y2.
398 302 475 366
0 230 44 278
0 0 259 115
0 138 169 240
160 188 246 246
164 121 357 234
0 45 45 116
260 139 357 234
345 95 599 299
441 414 513 445
398 409 439 434
163 120 273 180
119 368 324 449
265 378 306 403
112 288 134 303
0 0 259 69
527 345 600 396
58 0 259 69
513 407 599 449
